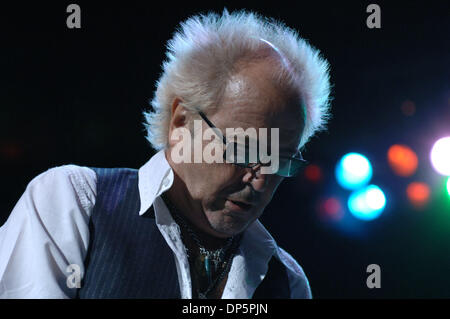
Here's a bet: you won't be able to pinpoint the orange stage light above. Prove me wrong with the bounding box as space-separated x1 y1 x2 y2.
387 144 418 177
406 182 430 208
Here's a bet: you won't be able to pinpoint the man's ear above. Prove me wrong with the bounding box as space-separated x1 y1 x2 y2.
170 97 188 129
168 97 189 147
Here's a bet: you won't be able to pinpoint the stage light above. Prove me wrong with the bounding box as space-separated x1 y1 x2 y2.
0 141 23 160
387 144 418 177
348 185 386 221
304 164 322 183
335 153 373 190
430 136 450 176
406 182 430 208
446 177 450 197
319 197 343 221
401 100 416 116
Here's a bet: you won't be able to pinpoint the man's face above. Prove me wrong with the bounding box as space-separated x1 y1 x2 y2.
168 58 305 238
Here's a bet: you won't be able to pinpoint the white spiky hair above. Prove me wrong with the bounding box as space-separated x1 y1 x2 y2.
143 9 331 151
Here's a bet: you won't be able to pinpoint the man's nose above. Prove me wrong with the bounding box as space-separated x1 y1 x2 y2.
242 165 267 192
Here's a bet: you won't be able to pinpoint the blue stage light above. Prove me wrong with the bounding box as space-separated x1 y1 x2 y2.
348 185 386 221
335 153 373 190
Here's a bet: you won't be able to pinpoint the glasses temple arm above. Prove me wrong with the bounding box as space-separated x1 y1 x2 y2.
198 111 227 144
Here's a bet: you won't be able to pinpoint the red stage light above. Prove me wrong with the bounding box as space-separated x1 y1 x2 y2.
401 100 416 116
304 164 322 182
319 197 343 221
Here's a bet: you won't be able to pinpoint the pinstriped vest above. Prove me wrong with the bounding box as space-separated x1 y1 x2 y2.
77 167 290 299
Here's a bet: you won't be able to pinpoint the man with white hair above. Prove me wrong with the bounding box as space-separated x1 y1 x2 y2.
0 10 330 299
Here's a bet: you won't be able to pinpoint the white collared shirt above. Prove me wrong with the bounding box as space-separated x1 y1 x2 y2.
0 150 312 299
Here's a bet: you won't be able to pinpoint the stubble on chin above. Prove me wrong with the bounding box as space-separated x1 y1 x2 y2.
205 209 252 237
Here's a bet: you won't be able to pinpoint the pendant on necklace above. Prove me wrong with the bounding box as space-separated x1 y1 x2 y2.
204 256 212 284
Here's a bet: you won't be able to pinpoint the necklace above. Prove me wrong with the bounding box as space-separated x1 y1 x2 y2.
162 194 241 298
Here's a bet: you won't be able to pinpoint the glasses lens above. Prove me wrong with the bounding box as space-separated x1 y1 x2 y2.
224 142 261 167
223 141 306 177
276 158 307 177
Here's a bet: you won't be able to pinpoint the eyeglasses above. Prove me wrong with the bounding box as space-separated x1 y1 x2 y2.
198 111 307 177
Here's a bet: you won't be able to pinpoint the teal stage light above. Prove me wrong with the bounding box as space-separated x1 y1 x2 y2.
335 153 373 190
348 185 386 221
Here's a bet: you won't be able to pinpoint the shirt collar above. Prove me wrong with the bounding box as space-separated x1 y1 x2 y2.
138 150 174 216
223 219 278 298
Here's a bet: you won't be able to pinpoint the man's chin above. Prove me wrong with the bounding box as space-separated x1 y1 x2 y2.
207 212 250 238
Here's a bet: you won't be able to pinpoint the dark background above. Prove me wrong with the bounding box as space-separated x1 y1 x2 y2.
1 1 449 298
